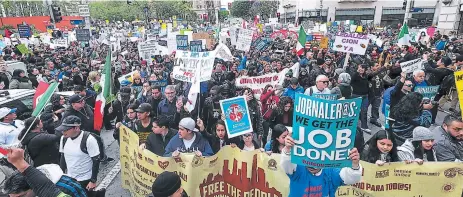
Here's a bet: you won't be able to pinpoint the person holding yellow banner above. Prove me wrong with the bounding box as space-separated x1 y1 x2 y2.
282 131 362 197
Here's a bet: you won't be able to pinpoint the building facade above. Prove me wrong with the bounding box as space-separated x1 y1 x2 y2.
278 0 439 28
192 0 220 22
437 0 463 34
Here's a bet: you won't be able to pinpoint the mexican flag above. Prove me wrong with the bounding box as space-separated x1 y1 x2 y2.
32 82 58 117
296 26 307 56
94 49 112 131
397 23 410 46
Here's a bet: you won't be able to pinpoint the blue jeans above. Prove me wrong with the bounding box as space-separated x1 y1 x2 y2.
353 94 369 129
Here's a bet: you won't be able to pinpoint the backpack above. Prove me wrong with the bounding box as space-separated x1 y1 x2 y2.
382 86 395 115
61 131 92 155
56 175 88 197
439 74 455 94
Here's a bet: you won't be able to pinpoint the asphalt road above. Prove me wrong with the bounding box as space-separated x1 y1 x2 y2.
96 103 453 196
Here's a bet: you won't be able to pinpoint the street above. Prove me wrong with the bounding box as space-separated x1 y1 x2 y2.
96 104 451 196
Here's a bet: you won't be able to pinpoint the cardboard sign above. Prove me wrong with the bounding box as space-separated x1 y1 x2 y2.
332 32 369 55
190 40 202 52
176 35 188 50
76 29 91 42
400 58 424 74
292 94 362 168
320 37 329 49
220 96 253 138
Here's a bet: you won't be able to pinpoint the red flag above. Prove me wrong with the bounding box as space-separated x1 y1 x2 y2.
33 82 49 109
0 147 7 156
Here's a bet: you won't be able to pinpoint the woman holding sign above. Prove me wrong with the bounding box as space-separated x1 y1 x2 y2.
282 131 362 197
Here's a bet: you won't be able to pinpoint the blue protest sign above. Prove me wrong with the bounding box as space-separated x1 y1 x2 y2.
176 35 188 50
220 96 253 138
190 40 202 52
384 104 390 129
150 80 168 92
255 39 269 51
312 93 337 100
414 85 439 101
292 93 362 168
18 25 31 38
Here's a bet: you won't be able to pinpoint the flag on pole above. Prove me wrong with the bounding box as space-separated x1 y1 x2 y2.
32 82 58 117
296 26 307 56
94 48 112 131
397 22 410 46
33 82 49 109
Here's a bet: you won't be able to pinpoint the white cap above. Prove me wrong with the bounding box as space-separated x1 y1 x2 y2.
0 107 16 119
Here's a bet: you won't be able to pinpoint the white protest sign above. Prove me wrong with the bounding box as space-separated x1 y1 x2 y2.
235 63 300 96
332 32 369 55
236 28 253 52
229 27 238 46
175 50 215 82
167 32 178 54
52 39 68 48
400 58 424 74
173 66 196 83
137 40 159 64
118 71 137 83
215 43 234 61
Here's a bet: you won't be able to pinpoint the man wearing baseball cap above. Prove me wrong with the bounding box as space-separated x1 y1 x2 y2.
57 115 101 193
0 107 24 146
163 117 213 157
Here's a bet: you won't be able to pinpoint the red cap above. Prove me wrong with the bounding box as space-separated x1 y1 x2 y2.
141 60 147 65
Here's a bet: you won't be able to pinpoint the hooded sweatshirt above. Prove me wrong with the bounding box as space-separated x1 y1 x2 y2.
397 139 437 161
21 131 60 167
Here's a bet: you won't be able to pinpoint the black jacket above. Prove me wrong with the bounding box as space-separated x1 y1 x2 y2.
390 80 406 111
424 63 453 86
62 105 96 133
145 128 177 156
269 110 293 129
21 131 60 167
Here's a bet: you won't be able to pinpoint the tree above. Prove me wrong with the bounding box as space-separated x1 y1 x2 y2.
250 1 279 20
230 1 252 20
218 10 229 22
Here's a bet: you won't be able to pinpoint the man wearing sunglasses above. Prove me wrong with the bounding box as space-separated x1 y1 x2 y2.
304 75 331 96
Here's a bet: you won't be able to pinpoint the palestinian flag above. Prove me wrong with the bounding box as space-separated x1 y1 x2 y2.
94 48 112 131
397 22 410 46
32 82 58 117
296 26 306 56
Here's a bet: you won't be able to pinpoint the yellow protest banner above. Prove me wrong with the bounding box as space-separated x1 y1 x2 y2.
161 23 167 30
120 126 290 197
337 162 463 197
454 70 463 117
356 26 363 33
120 125 463 197
320 37 329 49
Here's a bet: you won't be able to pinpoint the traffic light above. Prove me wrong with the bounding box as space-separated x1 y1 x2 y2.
51 6 62 23
228 3 232 9
277 12 280 19
402 0 407 10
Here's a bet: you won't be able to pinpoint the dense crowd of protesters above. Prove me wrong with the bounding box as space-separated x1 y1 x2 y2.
0 20 462 197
